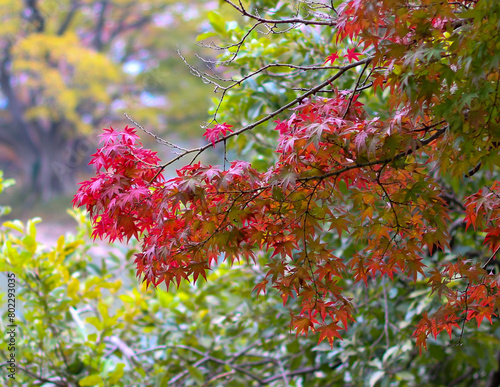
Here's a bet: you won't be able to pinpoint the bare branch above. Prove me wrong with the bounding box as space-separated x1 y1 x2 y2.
222 0 337 26
158 57 374 170
124 113 188 152
198 23 262 65
482 246 500 270
343 59 372 119
154 344 266 385
261 366 321 384
292 82 374 93
181 57 346 121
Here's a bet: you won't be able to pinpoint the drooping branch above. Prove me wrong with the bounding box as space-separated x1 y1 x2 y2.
75 0 500 361
297 125 448 183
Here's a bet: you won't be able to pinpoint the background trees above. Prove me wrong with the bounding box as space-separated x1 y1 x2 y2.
0 0 216 201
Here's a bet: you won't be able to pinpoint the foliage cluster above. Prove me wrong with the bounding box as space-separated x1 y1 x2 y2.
2 178 500 386
75 0 500 355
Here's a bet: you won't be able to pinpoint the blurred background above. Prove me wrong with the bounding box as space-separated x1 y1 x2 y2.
0 0 221 237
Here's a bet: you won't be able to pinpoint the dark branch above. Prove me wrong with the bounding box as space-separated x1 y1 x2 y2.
92 0 109 51
57 0 81 36
223 0 337 26
261 366 322 384
24 0 45 32
157 57 374 170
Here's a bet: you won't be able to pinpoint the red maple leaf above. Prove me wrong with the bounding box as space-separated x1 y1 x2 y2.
203 122 234 146
252 280 268 295
98 127 118 146
317 322 343 347
324 52 339 65
344 48 361 63
292 316 318 337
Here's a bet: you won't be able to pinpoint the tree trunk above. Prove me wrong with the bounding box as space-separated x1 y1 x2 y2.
1 120 92 202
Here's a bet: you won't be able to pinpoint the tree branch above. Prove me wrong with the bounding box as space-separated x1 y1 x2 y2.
297 126 448 183
17 364 67 387
157 57 374 170
92 0 109 51
25 0 45 32
57 0 81 36
223 0 337 26
261 366 321 384
343 59 372 118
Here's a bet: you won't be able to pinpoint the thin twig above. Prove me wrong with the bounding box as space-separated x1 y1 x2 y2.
124 113 188 152
343 59 372 119
16 365 66 387
261 366 321 384
159 57 374 169
223 0 337 26
482 246 500 270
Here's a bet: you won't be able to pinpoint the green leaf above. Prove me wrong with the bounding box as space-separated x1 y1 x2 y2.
22 235 37 254
108 363 125 384
3 220 24 234
207 11 226 36
79 374 103 386
369 370 385 387
197 31 218 41
187 365 205 384
26 217 41 239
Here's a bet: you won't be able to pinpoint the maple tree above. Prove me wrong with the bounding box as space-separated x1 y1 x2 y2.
74 0 500 358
